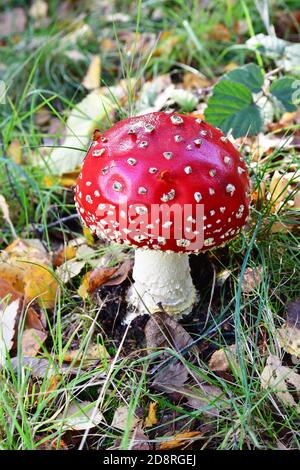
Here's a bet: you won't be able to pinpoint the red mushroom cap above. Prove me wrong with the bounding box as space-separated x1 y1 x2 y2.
74 112 250 253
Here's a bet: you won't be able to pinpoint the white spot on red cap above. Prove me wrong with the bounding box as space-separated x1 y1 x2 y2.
184 166 192 174
194 192 202 202
92 149 105 157
226 184 236 196
170 115 183 125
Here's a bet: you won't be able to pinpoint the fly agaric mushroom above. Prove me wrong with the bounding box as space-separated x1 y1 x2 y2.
74 112 250 317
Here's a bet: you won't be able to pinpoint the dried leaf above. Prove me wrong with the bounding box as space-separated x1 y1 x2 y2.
0 299 20 365
144 402 158 428
277 299 300 358
146 312 195 392
261 354 300 413
209 23 231 42
82 55 101 90
56 259 85 284
185 384 229 417
269 171 290 212
7 140 22 164
55 400 103 431
130 422 150 450
62 343 109 364
48 89 122 175
21 328 47 357
24 263 58 308
208 345 237 372
158 431 203 450
145 312 194 353
111 406 138 431
241 266 263 293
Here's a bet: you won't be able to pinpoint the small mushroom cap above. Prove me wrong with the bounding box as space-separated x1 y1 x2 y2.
74 112 250 253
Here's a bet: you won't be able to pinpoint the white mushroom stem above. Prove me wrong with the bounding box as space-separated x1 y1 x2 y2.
127 249 196 318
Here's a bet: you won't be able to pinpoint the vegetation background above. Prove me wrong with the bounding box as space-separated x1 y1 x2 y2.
0 0 299 450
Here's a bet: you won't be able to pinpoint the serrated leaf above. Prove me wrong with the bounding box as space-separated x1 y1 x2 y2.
270 78 298 112
223 63 264 93
205 80 263 137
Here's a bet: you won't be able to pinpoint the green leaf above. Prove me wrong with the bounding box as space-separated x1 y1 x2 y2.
270 77 298 112
205 80 263 137
222 63 264 93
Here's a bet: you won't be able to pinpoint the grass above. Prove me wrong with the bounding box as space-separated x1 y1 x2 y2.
0 0 299 451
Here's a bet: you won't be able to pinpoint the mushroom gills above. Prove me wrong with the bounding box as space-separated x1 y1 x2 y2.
126 249 197 319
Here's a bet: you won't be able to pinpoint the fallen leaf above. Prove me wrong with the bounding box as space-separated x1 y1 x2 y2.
56 259 85 283
145 312 196 392
158 431 203 450
78 260 132 297
269 171 290 212
145 311 195 353
21 328 47 357
24 263 58 308
111 406 138 431
261 354 300 413
55 400 103 431
208 344 238 372
209 23 231 42
144 402 158 428
185 384 229 417
62 343 110 364
47 87 125 175
82 55 101 90
0 238 59 308
0 299 20 365
241 266 263 294
130 422 150 450
277 299 300 358
7 140 22 164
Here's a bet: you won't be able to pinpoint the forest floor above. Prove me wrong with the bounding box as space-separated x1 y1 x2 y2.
0 0 299 450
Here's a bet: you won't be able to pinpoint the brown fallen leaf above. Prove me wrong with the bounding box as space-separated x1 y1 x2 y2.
145 311 195 353
111 406 139 431
145 312 196 392
241 266 263 294
158 431 203 450
144 401 158 428
21 328 47 357
130 422 150 450
261 354 300 413
208 23 231 42
78 260 132 298
208 344 238 372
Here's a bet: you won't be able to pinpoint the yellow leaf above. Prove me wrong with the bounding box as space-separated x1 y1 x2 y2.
144 401 158 428
82 55 101 90
62 343 110 363
83 226 95 245
158 431 203 450
7 140 22 164
78 271 91 299
24 264 58 308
